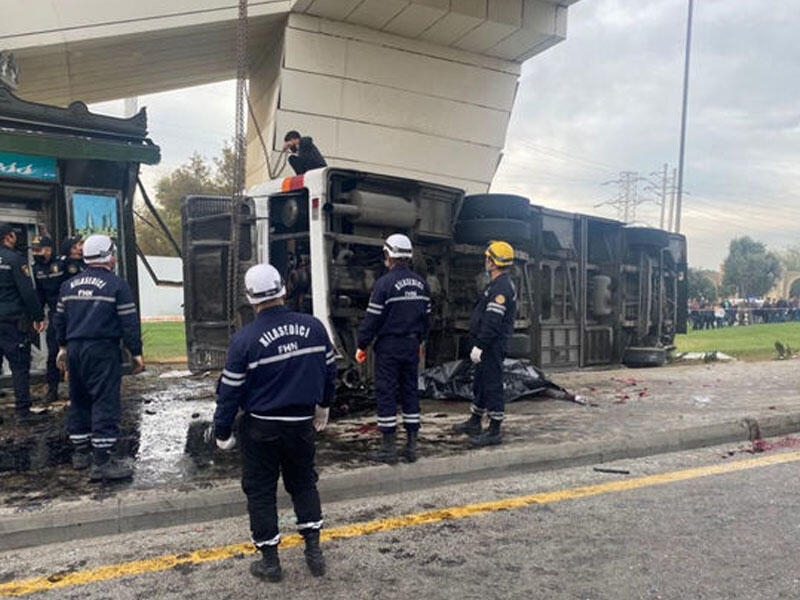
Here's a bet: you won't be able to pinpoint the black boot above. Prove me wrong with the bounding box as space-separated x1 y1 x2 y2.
452 413 482 436
15 407 49 424
250 545 282 582
43 384 58 404
401 430 418 463
370 431 398 464
469 419 502 447
301 529 326 577
89 449 133 482
71 443 92 470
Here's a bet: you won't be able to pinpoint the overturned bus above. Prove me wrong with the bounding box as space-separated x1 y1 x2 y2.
182 167 687 381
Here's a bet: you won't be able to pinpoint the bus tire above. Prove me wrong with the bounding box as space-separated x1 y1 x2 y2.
622 346 666 368
458 194 530 221
454 219 530 246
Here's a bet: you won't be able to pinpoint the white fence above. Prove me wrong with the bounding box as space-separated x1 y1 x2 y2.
136 256 183 320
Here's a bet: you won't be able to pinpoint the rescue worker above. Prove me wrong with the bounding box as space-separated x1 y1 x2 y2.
53 234 144 480
57 235 85 278
453 240 517 447
0 222 47 422
211 263 335 583
31 235 64 403
355 234 431 464
283 130 327 175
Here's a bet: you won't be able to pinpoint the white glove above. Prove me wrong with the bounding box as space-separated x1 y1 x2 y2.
56 347 68 372
470 346 483 364
313 405 330 432
216 434 237 451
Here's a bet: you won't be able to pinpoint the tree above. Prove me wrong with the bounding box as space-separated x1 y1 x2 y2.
721 237 781 299
687 268 717 302
136 143 235 255
778 244 800 272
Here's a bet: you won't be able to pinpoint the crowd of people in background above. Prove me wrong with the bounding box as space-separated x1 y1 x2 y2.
688 297 800 330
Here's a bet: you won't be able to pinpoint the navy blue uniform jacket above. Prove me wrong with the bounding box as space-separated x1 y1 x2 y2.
214 306 337 439
33 258 65 312
357 265 431 349
469 272 516 349
0 245 44 322
53 266 142 355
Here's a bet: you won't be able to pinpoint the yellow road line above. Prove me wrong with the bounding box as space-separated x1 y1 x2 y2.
2 450 799 597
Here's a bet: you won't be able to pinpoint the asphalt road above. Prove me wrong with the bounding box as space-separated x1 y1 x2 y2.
2 440 799 599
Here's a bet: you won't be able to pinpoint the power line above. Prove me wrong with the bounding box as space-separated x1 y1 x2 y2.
598 171 648 223
508 138 625 173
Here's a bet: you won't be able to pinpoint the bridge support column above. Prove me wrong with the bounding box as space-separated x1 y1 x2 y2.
247 11 551 192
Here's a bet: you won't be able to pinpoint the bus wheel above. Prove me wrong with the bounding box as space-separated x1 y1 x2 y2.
622 346 666 368
454 218 530 246
458 194 530 221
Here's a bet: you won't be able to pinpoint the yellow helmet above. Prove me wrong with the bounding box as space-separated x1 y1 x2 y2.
485 240 514 267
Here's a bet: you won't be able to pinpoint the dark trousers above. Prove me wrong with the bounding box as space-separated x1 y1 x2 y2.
66 340 122 453
472 343 505 421
0 321 31 411
374 336 420 433
241 416 322 548
44 311 60 387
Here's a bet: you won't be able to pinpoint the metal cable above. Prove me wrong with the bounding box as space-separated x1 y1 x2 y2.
227 0 248 329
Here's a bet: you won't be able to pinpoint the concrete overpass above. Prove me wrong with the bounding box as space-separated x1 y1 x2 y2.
3 0 580 192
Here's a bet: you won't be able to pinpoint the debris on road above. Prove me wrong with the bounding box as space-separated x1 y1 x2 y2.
593 466 631 475
673 351 734 363
418 359 573 403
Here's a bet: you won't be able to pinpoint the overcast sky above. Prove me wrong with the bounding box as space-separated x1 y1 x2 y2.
93 0 800 270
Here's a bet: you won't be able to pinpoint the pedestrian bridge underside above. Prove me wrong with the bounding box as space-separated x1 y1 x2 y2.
3 0 579 192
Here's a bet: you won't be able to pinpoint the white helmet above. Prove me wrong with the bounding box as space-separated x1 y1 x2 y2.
245 263 286 305
83 234 115 264
383 233 413 259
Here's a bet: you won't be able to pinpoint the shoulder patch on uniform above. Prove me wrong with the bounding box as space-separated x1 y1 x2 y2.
20 264 29 277
494 294 506 304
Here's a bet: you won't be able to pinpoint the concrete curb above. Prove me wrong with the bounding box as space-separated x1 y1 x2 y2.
3 412 800 552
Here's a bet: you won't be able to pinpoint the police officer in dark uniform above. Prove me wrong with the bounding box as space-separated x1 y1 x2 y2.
31 235 64 403
282 130 327 175
355 234 431 464
453 240 517 447
57 235 85 278
0 222 47 422
212 263 336 583
53 234 144 479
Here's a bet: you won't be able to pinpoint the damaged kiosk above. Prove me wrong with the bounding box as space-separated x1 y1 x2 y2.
0 52 160 386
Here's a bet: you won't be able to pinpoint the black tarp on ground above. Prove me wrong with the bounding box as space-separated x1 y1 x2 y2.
418 359 573 403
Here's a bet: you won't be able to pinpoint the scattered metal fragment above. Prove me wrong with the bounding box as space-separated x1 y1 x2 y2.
593 467 630 475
